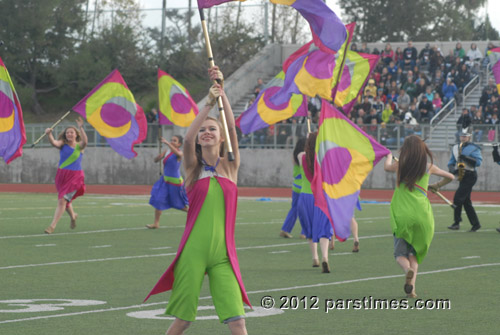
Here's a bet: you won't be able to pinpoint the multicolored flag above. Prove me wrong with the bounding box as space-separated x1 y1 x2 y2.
158 69 198 127
0 57 26 164
72 69 147 159
235 71 307 134
334 51 380 115
197 0 245 8
312 101 390 241
488 47 500 94
270 23 354 106
270 0 346 54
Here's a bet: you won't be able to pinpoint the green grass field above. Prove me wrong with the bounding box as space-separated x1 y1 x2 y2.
1 192 499 335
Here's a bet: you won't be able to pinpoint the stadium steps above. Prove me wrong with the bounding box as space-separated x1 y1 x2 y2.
427 70 486 150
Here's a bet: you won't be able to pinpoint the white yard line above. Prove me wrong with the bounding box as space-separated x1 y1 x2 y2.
1 262 499 324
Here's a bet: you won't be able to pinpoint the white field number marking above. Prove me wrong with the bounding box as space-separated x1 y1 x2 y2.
0 299 106 313
126 306 283 320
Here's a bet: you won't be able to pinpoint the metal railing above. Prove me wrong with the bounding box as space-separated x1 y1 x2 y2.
462 74 480 108
429 97 457 130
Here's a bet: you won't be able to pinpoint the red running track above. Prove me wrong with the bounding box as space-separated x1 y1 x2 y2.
1 184 499 204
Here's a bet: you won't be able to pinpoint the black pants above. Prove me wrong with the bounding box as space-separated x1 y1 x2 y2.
453 170 480 226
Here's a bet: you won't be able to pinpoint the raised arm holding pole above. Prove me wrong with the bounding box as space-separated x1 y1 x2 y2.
198 8 235 161
31 111 71 148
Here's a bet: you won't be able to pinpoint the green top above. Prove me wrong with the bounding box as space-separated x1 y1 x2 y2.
292 164 302 193
299 164 312 195
390 172 434 263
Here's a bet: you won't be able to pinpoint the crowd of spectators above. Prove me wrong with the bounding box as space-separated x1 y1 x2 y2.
347 40 497 146
238 41 499 148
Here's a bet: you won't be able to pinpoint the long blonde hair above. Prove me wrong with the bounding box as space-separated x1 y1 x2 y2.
186 116 225 189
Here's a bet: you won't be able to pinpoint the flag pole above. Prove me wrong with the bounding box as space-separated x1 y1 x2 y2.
199 8 235 161
31 111 71 148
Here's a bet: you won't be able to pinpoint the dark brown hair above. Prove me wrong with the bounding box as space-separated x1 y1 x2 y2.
305 131 318 178
186 116 225 189
57 126 81 146
293 137 306 165
397 135 433 191
173 134 183 145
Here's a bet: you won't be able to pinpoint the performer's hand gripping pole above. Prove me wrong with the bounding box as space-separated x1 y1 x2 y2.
31 111 71 148
199 9 235 161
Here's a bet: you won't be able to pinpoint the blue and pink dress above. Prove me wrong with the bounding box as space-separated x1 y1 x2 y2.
55 143 85 204
149 150 189 211
297 155 333 242
281 164 302 233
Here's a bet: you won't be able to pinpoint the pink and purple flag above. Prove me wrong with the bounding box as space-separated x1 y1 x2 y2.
158 69 198 127
72 69 147 159
235 71 307 134
334 51 380 115
0 57 26 164
488 47 500 94
270 23 355 106
311 101 390 241
271 0 346 54
197 0 245 9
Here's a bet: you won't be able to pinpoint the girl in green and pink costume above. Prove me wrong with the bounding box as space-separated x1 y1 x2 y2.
384 135 453 297
145 67 250 335
44 117 88 234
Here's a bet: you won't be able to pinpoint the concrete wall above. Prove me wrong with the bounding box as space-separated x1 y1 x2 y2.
2 148 499 192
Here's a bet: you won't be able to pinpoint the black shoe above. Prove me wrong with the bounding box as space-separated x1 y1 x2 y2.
448 224 460 230
496 228 500 233
468 225 481 232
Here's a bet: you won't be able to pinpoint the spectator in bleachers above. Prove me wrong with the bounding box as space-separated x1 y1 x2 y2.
387 88 399 103
408 103 420 122
453 42 466 61
444 50 455 70
485 113 499 142
479 86 494 111
418 43 433 67
254 78 264 97
364 108 380 124
432 92 443 112
471 106 485 142
418 95 434 113
429 46 444 74
403 76 417 99
364 79 378 98
415 78 427 98
425 86 434 101
394 67 404 86
382 43 394 65
372 95 384 114
356 116 367 132
387 60 398 76
360 96 373 114
360 42 370 54
350 43 358 51
382 103 394 123
403 41 418 69
397 88 411 112
466 43 482 74
376 86 387 102
442 77 458 104
483 42 497 68
368 118 379 138
431 68 445 91
455 63 471 90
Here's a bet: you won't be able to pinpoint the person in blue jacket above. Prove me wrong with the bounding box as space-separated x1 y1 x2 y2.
447 128 483 232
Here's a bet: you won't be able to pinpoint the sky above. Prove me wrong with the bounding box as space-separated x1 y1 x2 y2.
134 0 500 36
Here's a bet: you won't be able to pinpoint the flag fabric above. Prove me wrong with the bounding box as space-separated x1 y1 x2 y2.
0 57 26 164
197 0 245 9
72 69 147 159
235 71 307 134
270 23 354 106
334 51 380 115
488 47 500 94
270 0 346 54
158 69 198 127
312 101 390 241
